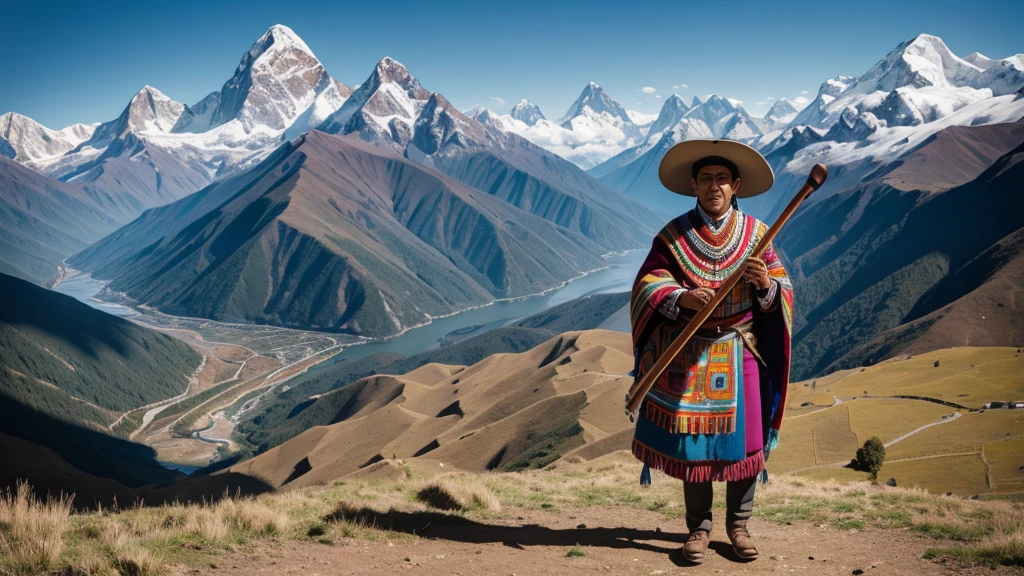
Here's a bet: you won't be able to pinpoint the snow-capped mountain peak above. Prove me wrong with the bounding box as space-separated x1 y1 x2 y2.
127 85 186 133
860 34 970 92
373 56 416 85
557 82 633 126
856 33 1023 96
788 34 1023 132
79 85 187 150
510 99 545 126
682 95 762 142
208 24 347 132
316 56 433 147
767 98 798 116
468 106 503 128
411 92 487 155
765 98 799 125
0 112 95 163
261 24 314 55
964 52 995 70
646 94 690 137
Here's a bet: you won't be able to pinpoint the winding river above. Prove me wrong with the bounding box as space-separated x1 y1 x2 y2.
54 250 644 368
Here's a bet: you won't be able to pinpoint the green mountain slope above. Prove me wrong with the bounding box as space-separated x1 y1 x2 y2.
0 272 201 486
777 126 1024 379
71 131 611 337
0 157 120 285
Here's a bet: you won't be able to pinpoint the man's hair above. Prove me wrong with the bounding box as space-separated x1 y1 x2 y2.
692 155 739 180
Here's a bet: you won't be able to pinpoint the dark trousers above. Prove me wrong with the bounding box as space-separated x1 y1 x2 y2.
683 476 756 533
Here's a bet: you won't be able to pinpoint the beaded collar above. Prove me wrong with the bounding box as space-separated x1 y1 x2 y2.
657 209 758 287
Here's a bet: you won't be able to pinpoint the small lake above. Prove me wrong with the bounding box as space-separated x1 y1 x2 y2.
158 461 201 475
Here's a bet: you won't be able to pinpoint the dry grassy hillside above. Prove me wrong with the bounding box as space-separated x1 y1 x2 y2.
4 456 1022 575
4 331 1024 575
781 347 1024 496
228 330 637 487
224 329 1024 499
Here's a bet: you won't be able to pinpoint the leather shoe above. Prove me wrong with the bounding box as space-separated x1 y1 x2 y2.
682 529 710 563
727 525 759 559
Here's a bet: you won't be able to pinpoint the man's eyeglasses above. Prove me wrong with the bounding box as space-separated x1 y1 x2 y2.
696 174 735 187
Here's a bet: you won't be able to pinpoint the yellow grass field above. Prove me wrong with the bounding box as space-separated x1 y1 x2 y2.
846 399 954 445
778 347 1024 497
772 404 858 472
796 466 868 484
983 438 1024 494
878 453 990 496
808 347 1023 407
770 348 1019 496
810 393 837 405
885 409 1024 460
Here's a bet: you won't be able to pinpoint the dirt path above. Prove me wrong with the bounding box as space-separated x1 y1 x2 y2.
788 406 964 474
177 506 1009 576
886 411 961 447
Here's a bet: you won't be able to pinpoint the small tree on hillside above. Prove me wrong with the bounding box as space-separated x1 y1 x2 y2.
856 437 886 483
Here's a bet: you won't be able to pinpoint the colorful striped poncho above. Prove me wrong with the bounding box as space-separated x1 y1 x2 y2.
630 208 793 483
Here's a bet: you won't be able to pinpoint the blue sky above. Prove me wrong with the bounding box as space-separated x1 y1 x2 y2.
2 0 1021 129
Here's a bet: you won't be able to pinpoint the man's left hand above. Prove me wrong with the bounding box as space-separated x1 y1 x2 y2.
742 257 771 290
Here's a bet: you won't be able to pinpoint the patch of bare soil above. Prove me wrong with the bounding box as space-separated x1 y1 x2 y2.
179 506 1014 576
236 355 282 381
146 427 219 467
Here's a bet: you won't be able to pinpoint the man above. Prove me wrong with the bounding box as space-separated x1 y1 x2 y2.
629 139 793 563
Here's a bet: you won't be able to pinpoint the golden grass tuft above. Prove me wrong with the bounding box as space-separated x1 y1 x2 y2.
215 497 291 537
0 480 73 576
415 476 501 513
925 527 1024 567
0 454 1019 574
107 528 165 576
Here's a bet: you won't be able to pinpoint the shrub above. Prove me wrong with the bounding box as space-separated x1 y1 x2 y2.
856 437 886 483
415 477 501 512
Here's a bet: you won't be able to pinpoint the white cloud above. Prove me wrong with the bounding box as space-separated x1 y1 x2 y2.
626 110 658 124
655 94 661 99
495 113 640 169
794 96 810 106
489 96 505 105
756 101 766 106
801 90 809 94
641 86 657 94
671 84 689 89
766 96 775 101
727 98 743 106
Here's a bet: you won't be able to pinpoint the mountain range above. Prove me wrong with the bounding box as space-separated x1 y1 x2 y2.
1 26 1021 370
474 33 1024 378
69 131 620 337
778 122 1024 379
1 24 1023 515
4 25 659 339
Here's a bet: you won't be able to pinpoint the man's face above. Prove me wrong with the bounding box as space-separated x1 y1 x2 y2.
690 165 740 217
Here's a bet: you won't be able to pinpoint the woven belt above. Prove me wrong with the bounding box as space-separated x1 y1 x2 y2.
693 321 765 366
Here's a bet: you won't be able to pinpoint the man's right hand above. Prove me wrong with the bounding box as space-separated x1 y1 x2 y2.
678 287 716 311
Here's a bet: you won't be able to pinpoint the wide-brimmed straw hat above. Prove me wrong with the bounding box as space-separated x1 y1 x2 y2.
658 139 774 198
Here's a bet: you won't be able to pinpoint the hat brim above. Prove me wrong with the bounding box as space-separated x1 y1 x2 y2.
658 139 774 198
